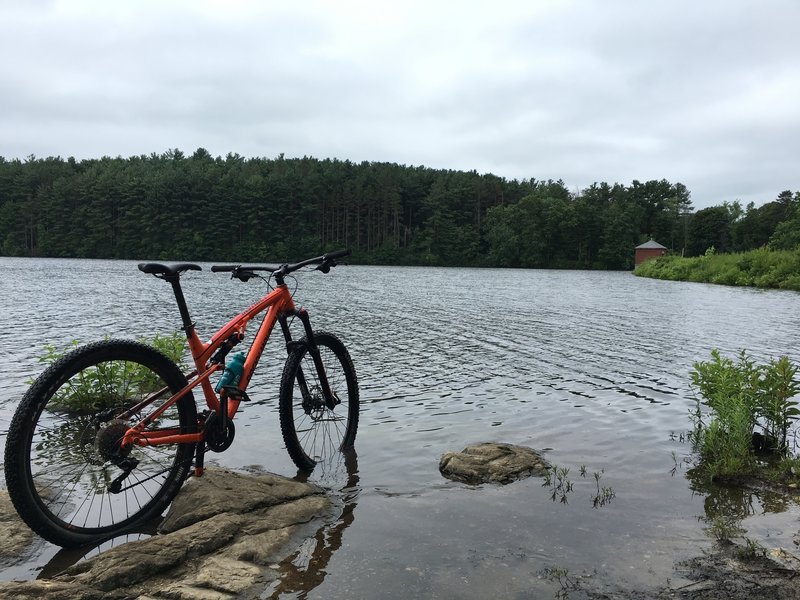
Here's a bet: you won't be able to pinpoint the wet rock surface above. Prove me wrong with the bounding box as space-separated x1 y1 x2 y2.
439 442 551 484
0 491 33 562
3 464 798 599
0 468 331 600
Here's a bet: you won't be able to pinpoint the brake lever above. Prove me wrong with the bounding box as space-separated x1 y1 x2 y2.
231 267 256 282
315 260 335 274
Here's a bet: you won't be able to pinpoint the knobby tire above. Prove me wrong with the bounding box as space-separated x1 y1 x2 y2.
4 340 197 547
279 332 359 471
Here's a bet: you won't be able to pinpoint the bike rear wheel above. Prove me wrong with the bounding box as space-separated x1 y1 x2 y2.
279 332 359 471
4 340 197 547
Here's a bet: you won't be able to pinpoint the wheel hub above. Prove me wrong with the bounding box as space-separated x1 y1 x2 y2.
302 386 327 419
95 419 133 461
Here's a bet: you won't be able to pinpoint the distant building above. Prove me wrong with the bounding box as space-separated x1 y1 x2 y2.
634 239 667 267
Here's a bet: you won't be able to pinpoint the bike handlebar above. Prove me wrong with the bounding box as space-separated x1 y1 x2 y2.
210 264 265 273
284 249 351 273
211 249 350 280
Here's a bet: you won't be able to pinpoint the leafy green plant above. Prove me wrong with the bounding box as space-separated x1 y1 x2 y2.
635 247 800 291
759 356 800 452
37 332 187 414
690 350 760 475
690 349 800 478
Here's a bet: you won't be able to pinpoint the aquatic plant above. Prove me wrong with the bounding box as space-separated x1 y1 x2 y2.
689 349 800 478
539 566 578 599
543 465 573 503
591 470 615 508
543 463 615 508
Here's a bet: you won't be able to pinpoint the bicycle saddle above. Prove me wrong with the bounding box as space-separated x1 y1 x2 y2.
138 263 202 276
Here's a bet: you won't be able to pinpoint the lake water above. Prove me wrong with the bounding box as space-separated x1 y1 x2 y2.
1 257 799 597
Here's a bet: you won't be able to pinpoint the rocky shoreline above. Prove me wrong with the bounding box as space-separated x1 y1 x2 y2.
0 468 334 599
1 445 799 599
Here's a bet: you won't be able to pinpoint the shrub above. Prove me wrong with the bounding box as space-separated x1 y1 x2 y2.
690 350 800 478
759 356 800 451
635 248 800 291
36 332 187 413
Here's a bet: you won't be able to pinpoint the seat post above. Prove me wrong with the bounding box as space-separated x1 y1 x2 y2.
165 275 195 334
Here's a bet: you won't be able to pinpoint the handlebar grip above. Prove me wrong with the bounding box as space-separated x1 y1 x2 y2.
324 249 350 260
211 265 238 273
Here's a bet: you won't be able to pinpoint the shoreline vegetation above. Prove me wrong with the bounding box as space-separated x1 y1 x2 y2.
634 247 800 291
1 152 798 271
689 349 800 484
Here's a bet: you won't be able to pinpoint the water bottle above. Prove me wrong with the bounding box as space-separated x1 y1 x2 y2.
215 352 246 392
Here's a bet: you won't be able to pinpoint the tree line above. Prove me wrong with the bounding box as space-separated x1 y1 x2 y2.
1 149 797 269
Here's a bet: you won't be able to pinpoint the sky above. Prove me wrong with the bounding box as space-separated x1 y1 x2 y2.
1 0 798 209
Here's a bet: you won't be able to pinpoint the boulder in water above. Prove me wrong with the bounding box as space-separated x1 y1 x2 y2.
439 442 550 485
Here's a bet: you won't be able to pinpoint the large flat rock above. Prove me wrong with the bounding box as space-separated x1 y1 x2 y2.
0 468 331 599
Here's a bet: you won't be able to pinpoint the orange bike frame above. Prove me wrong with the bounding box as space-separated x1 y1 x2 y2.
121 283 297 448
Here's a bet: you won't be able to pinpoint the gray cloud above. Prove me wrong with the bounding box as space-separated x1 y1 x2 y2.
1 0 798 208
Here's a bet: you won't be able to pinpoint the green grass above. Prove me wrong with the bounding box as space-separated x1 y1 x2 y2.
634 247 800 291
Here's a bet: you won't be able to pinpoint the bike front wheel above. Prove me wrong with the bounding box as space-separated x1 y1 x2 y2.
279 332 359 471
4 340 197 547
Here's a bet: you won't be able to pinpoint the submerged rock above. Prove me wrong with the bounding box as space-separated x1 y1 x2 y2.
0 468 331 599
439 442 550 485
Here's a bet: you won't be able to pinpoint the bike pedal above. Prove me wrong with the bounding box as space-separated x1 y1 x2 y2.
221 386 251 402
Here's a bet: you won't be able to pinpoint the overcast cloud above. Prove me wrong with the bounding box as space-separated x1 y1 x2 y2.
1 0 798 208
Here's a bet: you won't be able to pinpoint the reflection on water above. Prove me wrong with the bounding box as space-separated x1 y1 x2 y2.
32 453 362 590
694 473 795 521
266 451 360 598
685 464 799 546
37 526 157 580
2 258 800 595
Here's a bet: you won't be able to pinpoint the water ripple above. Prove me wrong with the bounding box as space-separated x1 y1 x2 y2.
2 258 800 590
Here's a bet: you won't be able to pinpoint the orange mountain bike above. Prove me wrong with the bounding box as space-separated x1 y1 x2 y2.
4 250 359 547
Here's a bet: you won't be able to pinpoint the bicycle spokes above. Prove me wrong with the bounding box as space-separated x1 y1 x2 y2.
18 348 195 539
279 333 359 471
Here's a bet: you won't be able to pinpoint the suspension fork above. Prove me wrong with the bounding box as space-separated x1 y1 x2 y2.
280 310 337 409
